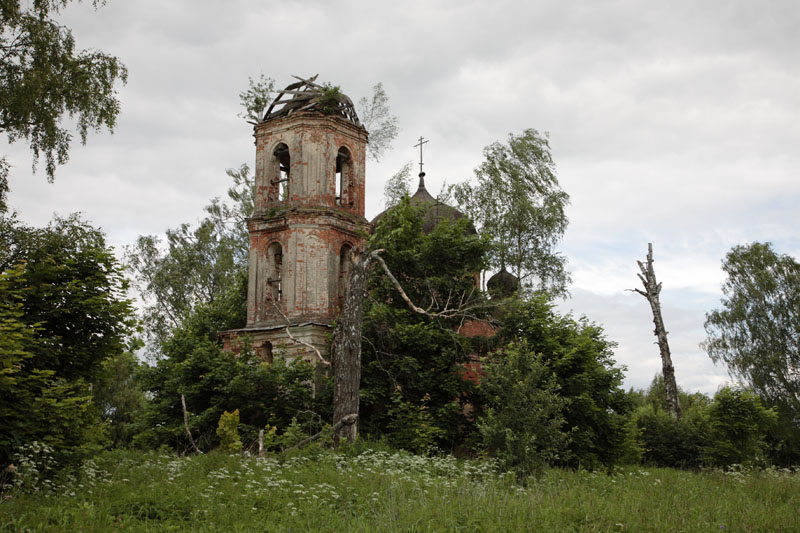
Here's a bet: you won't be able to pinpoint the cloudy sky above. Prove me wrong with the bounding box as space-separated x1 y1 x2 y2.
5 0 799 394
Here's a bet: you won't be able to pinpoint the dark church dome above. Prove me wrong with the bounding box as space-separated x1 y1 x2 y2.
487 268 519 299
371 172 474 234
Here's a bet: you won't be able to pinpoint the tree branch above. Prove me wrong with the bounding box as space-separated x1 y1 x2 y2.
370 250 486 320
269 299 330 366
181 394 203 454
285 414 358 452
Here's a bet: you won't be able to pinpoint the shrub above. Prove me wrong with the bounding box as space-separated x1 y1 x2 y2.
216 410 242 454
477 343 568 478
703 386 777 468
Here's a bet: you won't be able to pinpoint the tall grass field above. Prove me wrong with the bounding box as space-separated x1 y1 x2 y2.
2 444 798 531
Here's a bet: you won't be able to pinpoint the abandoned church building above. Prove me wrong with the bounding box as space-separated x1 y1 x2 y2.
220 76 514 362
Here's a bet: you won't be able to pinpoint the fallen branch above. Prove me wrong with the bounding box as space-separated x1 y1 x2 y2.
181 394 203 454
285 414 358 452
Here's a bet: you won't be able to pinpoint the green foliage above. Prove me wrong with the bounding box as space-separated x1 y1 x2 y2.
135 272 330 452
4 447 800 531
357 82 400 162
126 165 252 353
633 406 708 468
0 214 135 467
238 73 275 122
0 213 136 380
477 343 568 478
496 296 630 469
92 349 146 448
360 197 490 450
216 410 242 454
703 387 777 468
386 393 446 455
0 0 127 181
382 161 413 208
319 83 344 115
453 129 570 297
703 242 800 419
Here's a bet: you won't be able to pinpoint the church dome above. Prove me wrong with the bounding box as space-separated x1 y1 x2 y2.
262 74 363 128
371 172 474 234
487 268 519 299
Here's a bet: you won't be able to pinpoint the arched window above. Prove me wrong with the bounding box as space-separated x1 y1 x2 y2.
270 143 290 202
267 242 282 301
335 147 352 207
338 244 353 306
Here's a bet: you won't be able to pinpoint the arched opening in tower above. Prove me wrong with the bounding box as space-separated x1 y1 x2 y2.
271 143 290 202
336 147 352 207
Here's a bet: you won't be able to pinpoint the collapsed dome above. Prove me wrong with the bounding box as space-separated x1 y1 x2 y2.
262 74 363 128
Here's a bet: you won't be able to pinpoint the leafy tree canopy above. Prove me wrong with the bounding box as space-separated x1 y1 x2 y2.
495 296 630 468
453 129 571 297
360 196 490 450
0 212 136 380
0 0 127 185
0 212 135 466
126 165 252 354
703 242 800 416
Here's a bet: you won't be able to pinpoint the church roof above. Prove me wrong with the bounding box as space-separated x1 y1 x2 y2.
371 172 474 234
262 74 363 128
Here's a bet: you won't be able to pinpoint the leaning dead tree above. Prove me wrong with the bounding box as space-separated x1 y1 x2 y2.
633 243 681 419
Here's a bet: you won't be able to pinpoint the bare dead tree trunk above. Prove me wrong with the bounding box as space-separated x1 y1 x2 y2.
634 243 681 419
332 249 369 444
181 394 203 454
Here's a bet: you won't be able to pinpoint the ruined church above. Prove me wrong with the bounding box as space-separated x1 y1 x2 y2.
221 75 510 362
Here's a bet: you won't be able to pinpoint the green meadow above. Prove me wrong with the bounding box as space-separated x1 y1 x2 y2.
2 445 798 532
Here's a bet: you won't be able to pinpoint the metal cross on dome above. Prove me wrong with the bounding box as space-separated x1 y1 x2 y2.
414 136 429 176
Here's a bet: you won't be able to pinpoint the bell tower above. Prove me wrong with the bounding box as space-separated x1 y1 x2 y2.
221 75 368 360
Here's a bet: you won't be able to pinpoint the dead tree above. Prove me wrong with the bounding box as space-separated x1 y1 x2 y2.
332 250 370 443
633 243 681 419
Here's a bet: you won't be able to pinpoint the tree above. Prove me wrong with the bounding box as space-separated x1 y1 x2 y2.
478 343 568 478
134 272 331 452
357 82 399 162
350 197 490 448
632 243 681 418
126 165 252 353
496 296 631 469
453 129 570 297
702 386 776 467
0 214 135 466
703 242 800 417
1 0 127 184
0 213 136 381
382 161 413 208
238 74 275 122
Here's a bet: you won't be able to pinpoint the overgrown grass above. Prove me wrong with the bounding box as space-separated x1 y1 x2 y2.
2 444 799 531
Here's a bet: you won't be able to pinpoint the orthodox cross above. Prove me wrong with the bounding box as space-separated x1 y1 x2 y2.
414 136 429 176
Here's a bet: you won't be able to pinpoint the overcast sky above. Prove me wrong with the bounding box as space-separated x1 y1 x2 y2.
4 0 799 394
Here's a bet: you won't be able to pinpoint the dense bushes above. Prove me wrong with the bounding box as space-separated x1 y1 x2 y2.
630 377 779 469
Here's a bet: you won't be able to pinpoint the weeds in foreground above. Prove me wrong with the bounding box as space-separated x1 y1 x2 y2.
1 445 799 531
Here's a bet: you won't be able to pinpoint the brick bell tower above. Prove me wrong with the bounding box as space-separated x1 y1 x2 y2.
221 75 368 361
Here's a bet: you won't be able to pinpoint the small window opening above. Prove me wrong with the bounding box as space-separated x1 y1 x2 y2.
257 341 274 364
338 244 352 306
336 147 352 207
271 144 290 202
267 242 282 301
